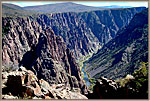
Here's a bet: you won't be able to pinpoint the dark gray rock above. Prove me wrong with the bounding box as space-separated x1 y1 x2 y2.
86 9 148 80
36 7 145 59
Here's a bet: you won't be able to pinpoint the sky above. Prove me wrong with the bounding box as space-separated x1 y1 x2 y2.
2 1 148 7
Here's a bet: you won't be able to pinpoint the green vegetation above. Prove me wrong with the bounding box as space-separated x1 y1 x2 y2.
133 62 148 76
78 44 102 88
86 72 90 79
85 70 96 90
115 62 148 98
78 54 93 70
78 44 102 70
132 62 148 91
88 62 148 98
81 72 84 79
88 77 96 90
86 22 148 79
18 93 33 99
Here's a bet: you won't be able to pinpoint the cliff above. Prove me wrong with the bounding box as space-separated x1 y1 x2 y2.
2 3 146 60
3 3 145 62
2 17 87 94
86 9 148 80
35 7 145 59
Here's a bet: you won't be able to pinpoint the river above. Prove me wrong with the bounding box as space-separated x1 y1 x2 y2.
81 63 90 88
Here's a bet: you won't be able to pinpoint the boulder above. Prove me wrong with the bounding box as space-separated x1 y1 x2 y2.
39 79 55 98
87 77 119 99
2 68 88 99
2 69 43 97
46 84 88 99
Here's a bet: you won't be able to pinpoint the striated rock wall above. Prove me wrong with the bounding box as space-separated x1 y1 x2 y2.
2 17 87 94
35 7 145 59
36 13 100 59
86 9 148 80
79 7 145 43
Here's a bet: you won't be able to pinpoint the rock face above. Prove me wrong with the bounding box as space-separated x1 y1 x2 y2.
2 17 87 94
2 4 145 60
2 67 88 99
35 7 145 59
79 7 145 43
86 9 148 79
36 13 100 59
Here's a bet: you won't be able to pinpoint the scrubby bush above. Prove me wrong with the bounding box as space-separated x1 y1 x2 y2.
118 62 148 99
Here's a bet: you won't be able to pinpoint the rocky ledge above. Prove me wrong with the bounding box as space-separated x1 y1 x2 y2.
2 66 88 99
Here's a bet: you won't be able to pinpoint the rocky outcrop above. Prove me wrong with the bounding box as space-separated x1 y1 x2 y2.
2 67 88 99
86 9 148 79
87 67 148 99
87 77 119 99
2 17 87 94
2 67 46 99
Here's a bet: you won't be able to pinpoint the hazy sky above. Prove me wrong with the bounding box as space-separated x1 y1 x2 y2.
3 1 148 7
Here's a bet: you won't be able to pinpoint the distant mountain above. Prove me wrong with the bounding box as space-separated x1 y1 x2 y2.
2 3 38 17
2 3 24 10
100 5 132 8
86 9 148 80
23 2 108 13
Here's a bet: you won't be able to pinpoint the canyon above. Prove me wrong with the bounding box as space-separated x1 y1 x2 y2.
2 2 148 99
